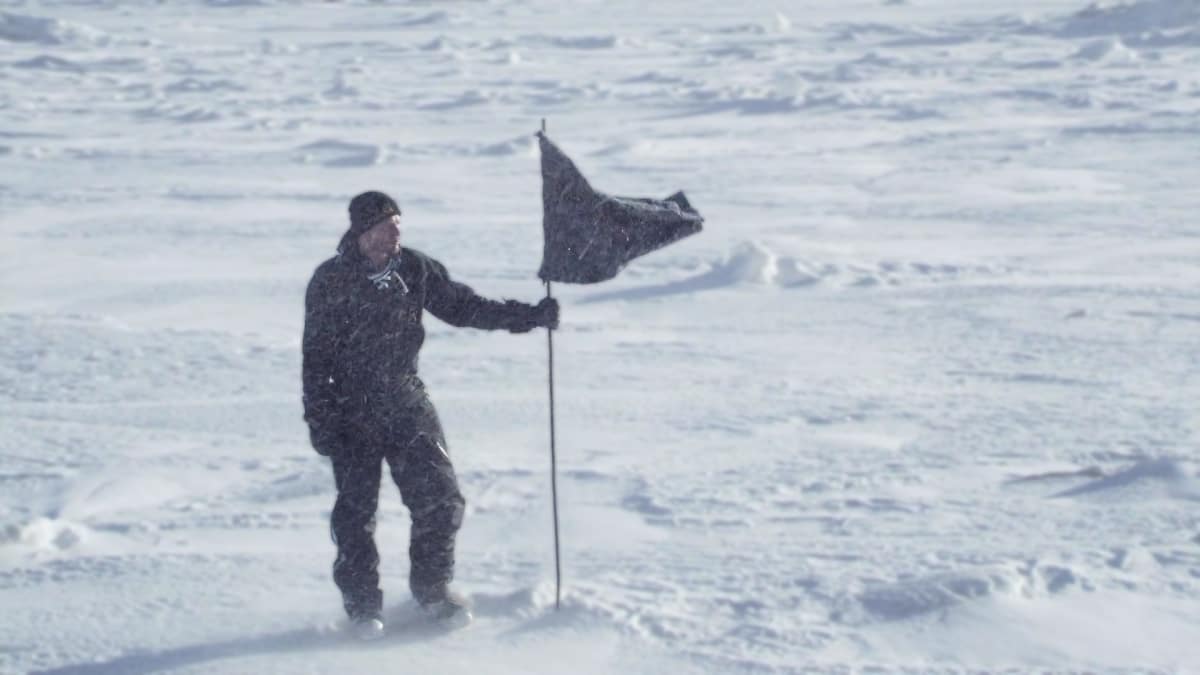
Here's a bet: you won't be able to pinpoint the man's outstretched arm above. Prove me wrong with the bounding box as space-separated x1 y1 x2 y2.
422 256 558 333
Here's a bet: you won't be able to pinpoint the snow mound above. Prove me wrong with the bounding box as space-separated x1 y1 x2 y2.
471 586 559 619
579 243 1007 303
710 244 1005 289
704 242 822 287
164 77 245 95
712 241 780 284
841 563 1090 624
395 10 456 27
12 54 87 72
1 518 87 551
0 12 105 45
135 102 223 124
1073 37 1140 62
472 135 538 157
468 586 628 637
536 34 622 50
295 139 384 167
1053 458 1200 501
708 243 1005 289
418 89 493 111
1052 0 1200 39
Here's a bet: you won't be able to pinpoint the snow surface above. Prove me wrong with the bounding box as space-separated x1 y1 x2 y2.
2 0 1199 673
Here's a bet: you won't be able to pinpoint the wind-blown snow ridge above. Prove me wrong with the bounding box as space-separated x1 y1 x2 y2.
527 33 624 50
13 55 88 72
1053 458 1200 501
295 139 384 168
840 562 1092 625
0 12 105 45
390 10 458 28
580 242 1008 302
1054 0 1200 38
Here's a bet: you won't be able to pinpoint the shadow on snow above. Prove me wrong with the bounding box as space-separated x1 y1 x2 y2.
30 607 450 675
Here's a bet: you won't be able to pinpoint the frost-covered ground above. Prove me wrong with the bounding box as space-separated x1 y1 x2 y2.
2 0 1199 673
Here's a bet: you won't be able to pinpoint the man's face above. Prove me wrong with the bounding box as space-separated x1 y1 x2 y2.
358 213 402 258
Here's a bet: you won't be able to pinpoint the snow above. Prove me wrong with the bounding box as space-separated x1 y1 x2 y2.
0 11 106 45
2 0 1199 673
1051 0 1200 38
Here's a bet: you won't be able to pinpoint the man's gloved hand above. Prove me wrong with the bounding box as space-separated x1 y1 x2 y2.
506 297 560 333
308 420 346 457
532 297 560 330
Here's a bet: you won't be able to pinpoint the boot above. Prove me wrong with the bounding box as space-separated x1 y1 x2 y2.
351 613 385 641
420 588 472 628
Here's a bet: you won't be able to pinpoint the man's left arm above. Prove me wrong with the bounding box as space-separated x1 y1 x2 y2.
422 256 558 333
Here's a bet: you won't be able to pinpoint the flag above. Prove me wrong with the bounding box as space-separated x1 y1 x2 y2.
537 132 704 284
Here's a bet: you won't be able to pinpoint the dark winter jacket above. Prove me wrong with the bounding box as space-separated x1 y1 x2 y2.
302 246 539 439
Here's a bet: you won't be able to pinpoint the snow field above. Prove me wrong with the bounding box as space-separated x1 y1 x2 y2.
3 0 1200 673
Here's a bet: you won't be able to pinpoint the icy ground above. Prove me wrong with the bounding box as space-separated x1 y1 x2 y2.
2 0 1199 673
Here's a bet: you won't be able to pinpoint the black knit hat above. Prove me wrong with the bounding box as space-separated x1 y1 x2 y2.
348 190 401 236
339 191 401 254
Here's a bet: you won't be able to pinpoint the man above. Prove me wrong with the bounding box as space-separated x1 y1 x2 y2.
302 191 558 639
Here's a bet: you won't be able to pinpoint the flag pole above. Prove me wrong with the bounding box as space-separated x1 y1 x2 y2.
541 117 562 611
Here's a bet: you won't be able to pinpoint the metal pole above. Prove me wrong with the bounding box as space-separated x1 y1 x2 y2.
541 118 562 610
545 280 561 611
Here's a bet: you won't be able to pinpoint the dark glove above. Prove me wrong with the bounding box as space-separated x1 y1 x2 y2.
532 297 559 330
506 297 559 333
308 420 346 457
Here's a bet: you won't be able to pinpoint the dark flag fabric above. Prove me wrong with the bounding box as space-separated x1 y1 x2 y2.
537 132 704 284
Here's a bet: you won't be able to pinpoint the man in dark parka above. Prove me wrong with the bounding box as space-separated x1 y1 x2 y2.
302 191 558 636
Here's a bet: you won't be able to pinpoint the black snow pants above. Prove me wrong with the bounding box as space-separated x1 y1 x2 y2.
328 388 465 620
